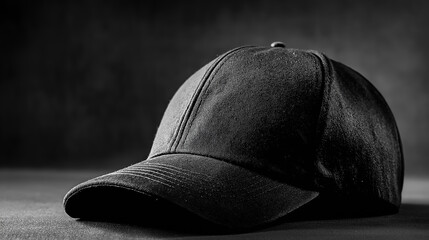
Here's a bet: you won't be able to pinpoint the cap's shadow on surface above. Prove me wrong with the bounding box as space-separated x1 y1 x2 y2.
74 202 429 238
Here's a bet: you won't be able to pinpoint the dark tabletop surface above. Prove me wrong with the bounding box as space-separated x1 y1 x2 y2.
1 169 428 240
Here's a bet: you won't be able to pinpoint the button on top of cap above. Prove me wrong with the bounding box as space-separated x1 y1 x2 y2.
270 41 286 48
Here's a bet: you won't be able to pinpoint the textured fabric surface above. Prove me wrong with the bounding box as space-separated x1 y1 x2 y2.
148 45 403 211
1 169 428 240
63 45 403 229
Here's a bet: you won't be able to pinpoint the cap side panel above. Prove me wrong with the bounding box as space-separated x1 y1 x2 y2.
315 56 403 208
347 66 405 194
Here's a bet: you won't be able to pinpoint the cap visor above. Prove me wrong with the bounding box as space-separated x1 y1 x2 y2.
64 153 318 229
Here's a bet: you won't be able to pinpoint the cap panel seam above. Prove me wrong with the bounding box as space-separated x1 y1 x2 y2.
307 51 335 188
308 51 332 143
172 46 253 151
167 53 227 151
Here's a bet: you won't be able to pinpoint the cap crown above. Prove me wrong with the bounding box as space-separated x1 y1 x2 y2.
149 46 403 210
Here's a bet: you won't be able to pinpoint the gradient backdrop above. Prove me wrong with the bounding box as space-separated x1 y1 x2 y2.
1 0 428 177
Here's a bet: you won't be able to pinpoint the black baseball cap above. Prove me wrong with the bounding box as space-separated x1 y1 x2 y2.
63 43 404 230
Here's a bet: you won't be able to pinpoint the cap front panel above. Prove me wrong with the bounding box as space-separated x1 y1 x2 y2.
149 47 248 157
176 47 324 187
149 60 214 157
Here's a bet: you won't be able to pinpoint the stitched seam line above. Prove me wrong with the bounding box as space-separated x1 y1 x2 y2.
111 171 176 189
121 163 264 189
168 47 247 151
116 166 212 186
112 169 274 198
108 170 281 200
65 173 285 208
149 151 284 185
111 163 270 194
308 51 330 144
136 162 213 178
180 46 253 148
167 55 224 151
307 52 334 186
172 46 252 151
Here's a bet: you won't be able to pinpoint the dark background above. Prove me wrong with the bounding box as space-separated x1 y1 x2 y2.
1 0 428 176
